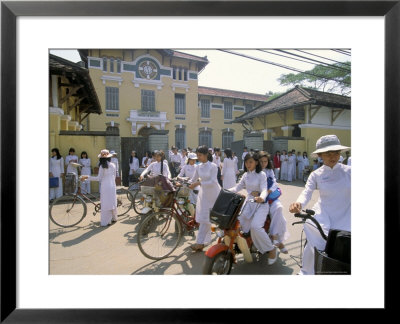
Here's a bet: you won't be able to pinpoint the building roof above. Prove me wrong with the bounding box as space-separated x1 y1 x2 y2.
49 54 102 115
233 86 351 123
198 86 269 102
78 49 209 72
171 50 209 64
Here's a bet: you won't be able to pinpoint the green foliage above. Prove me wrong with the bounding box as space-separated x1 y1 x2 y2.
278 61 351 95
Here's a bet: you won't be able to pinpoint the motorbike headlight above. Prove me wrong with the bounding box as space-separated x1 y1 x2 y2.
215 230 225 238
177 198 185 205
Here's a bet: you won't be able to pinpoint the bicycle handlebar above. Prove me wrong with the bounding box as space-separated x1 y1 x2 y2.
294 209 327 241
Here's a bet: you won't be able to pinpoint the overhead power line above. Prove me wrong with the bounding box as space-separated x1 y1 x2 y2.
258 49 320 67
274 49 351 72
331 49 351 56
296 49 351 67
217 50 351 85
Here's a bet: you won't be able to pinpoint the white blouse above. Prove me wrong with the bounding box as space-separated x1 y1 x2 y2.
229 170 269 200
170 153 181 163
296 163 351 231
111 157 119 176
129 157 140 174
79 158 91 176
140 160 171 179
50 156 64 177
65 155 79 174
180 154 188 166
213 155 221 168
262 169 278 192
178 163 197 179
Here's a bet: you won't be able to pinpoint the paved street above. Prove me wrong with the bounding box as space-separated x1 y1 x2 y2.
49 179 319 275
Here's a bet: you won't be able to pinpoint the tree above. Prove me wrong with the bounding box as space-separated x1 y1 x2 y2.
277 61 351 96
266 90 283 101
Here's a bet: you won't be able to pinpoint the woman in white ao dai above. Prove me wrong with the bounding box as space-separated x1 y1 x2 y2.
178 153 199 205
290 135 351 275
188 146 221 251
82 150 118 227
79 151 91 194
229 152 278 265
49 148 64 200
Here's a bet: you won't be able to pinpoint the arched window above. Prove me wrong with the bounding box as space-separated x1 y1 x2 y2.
175 128 186 149
199 130 212 148
222 131 234 149
224 101 233 120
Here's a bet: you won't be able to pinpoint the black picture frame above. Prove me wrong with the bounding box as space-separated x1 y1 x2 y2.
1 0 397 322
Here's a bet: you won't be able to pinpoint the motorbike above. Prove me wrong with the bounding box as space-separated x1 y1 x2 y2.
202 191 272 275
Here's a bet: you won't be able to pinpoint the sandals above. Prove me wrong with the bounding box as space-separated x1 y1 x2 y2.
190 243 204 251
273 239 288 254
267 248 278 265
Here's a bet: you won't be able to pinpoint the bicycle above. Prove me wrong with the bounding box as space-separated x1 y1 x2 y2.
293 209 351 275
49 175 134 228
136 178 198 260
302 166 311 183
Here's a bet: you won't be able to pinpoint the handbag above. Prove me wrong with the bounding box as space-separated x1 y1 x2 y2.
49 177 59 188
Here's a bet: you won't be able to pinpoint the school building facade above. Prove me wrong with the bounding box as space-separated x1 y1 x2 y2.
49 49 269 187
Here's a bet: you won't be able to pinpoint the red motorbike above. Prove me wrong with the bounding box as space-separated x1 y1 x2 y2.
202 190 271 275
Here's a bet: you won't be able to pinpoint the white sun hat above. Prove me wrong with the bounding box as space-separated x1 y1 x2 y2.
311 135 350 157
188 152 197 160
98 149 113 158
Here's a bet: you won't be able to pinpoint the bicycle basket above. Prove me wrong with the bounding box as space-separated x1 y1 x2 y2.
64 173 76 194
314 247 351 275
210 189 245 229
176 185 190 197
140 185 156 195
153 188 175 208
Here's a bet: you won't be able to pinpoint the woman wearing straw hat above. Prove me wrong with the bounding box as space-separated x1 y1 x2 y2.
81 149 118 227
289 135 351 275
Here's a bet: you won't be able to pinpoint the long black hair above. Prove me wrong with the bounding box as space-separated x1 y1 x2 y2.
99 157 111 169
51 148 61 160
259 151 273 170
243 152 262 173
224 148 233 159
129 151 136 164
196 145 213 162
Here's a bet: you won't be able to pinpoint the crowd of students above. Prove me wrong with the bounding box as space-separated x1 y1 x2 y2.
50 135 351 274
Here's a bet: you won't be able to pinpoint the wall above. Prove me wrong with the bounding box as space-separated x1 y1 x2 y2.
300 127 351 165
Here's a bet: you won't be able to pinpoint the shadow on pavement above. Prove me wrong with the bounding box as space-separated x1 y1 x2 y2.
58 222 110 247
49 226 82 242
131 247 206 275
131 237 305 275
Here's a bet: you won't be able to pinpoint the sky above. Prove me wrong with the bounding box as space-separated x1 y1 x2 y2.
50 49 350 95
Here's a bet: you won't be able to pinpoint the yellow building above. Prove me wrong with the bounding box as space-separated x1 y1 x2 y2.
49 54 104 192
233 85 351 165
74 49 268 185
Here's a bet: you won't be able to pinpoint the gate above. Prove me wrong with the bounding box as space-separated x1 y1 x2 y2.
121 137 148 186
230 140 244 169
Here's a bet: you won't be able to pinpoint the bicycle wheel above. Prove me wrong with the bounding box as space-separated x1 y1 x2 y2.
49 194 87 228
116 188 133 216
128 182 140 202
137 210 182 260
132 190 149 215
